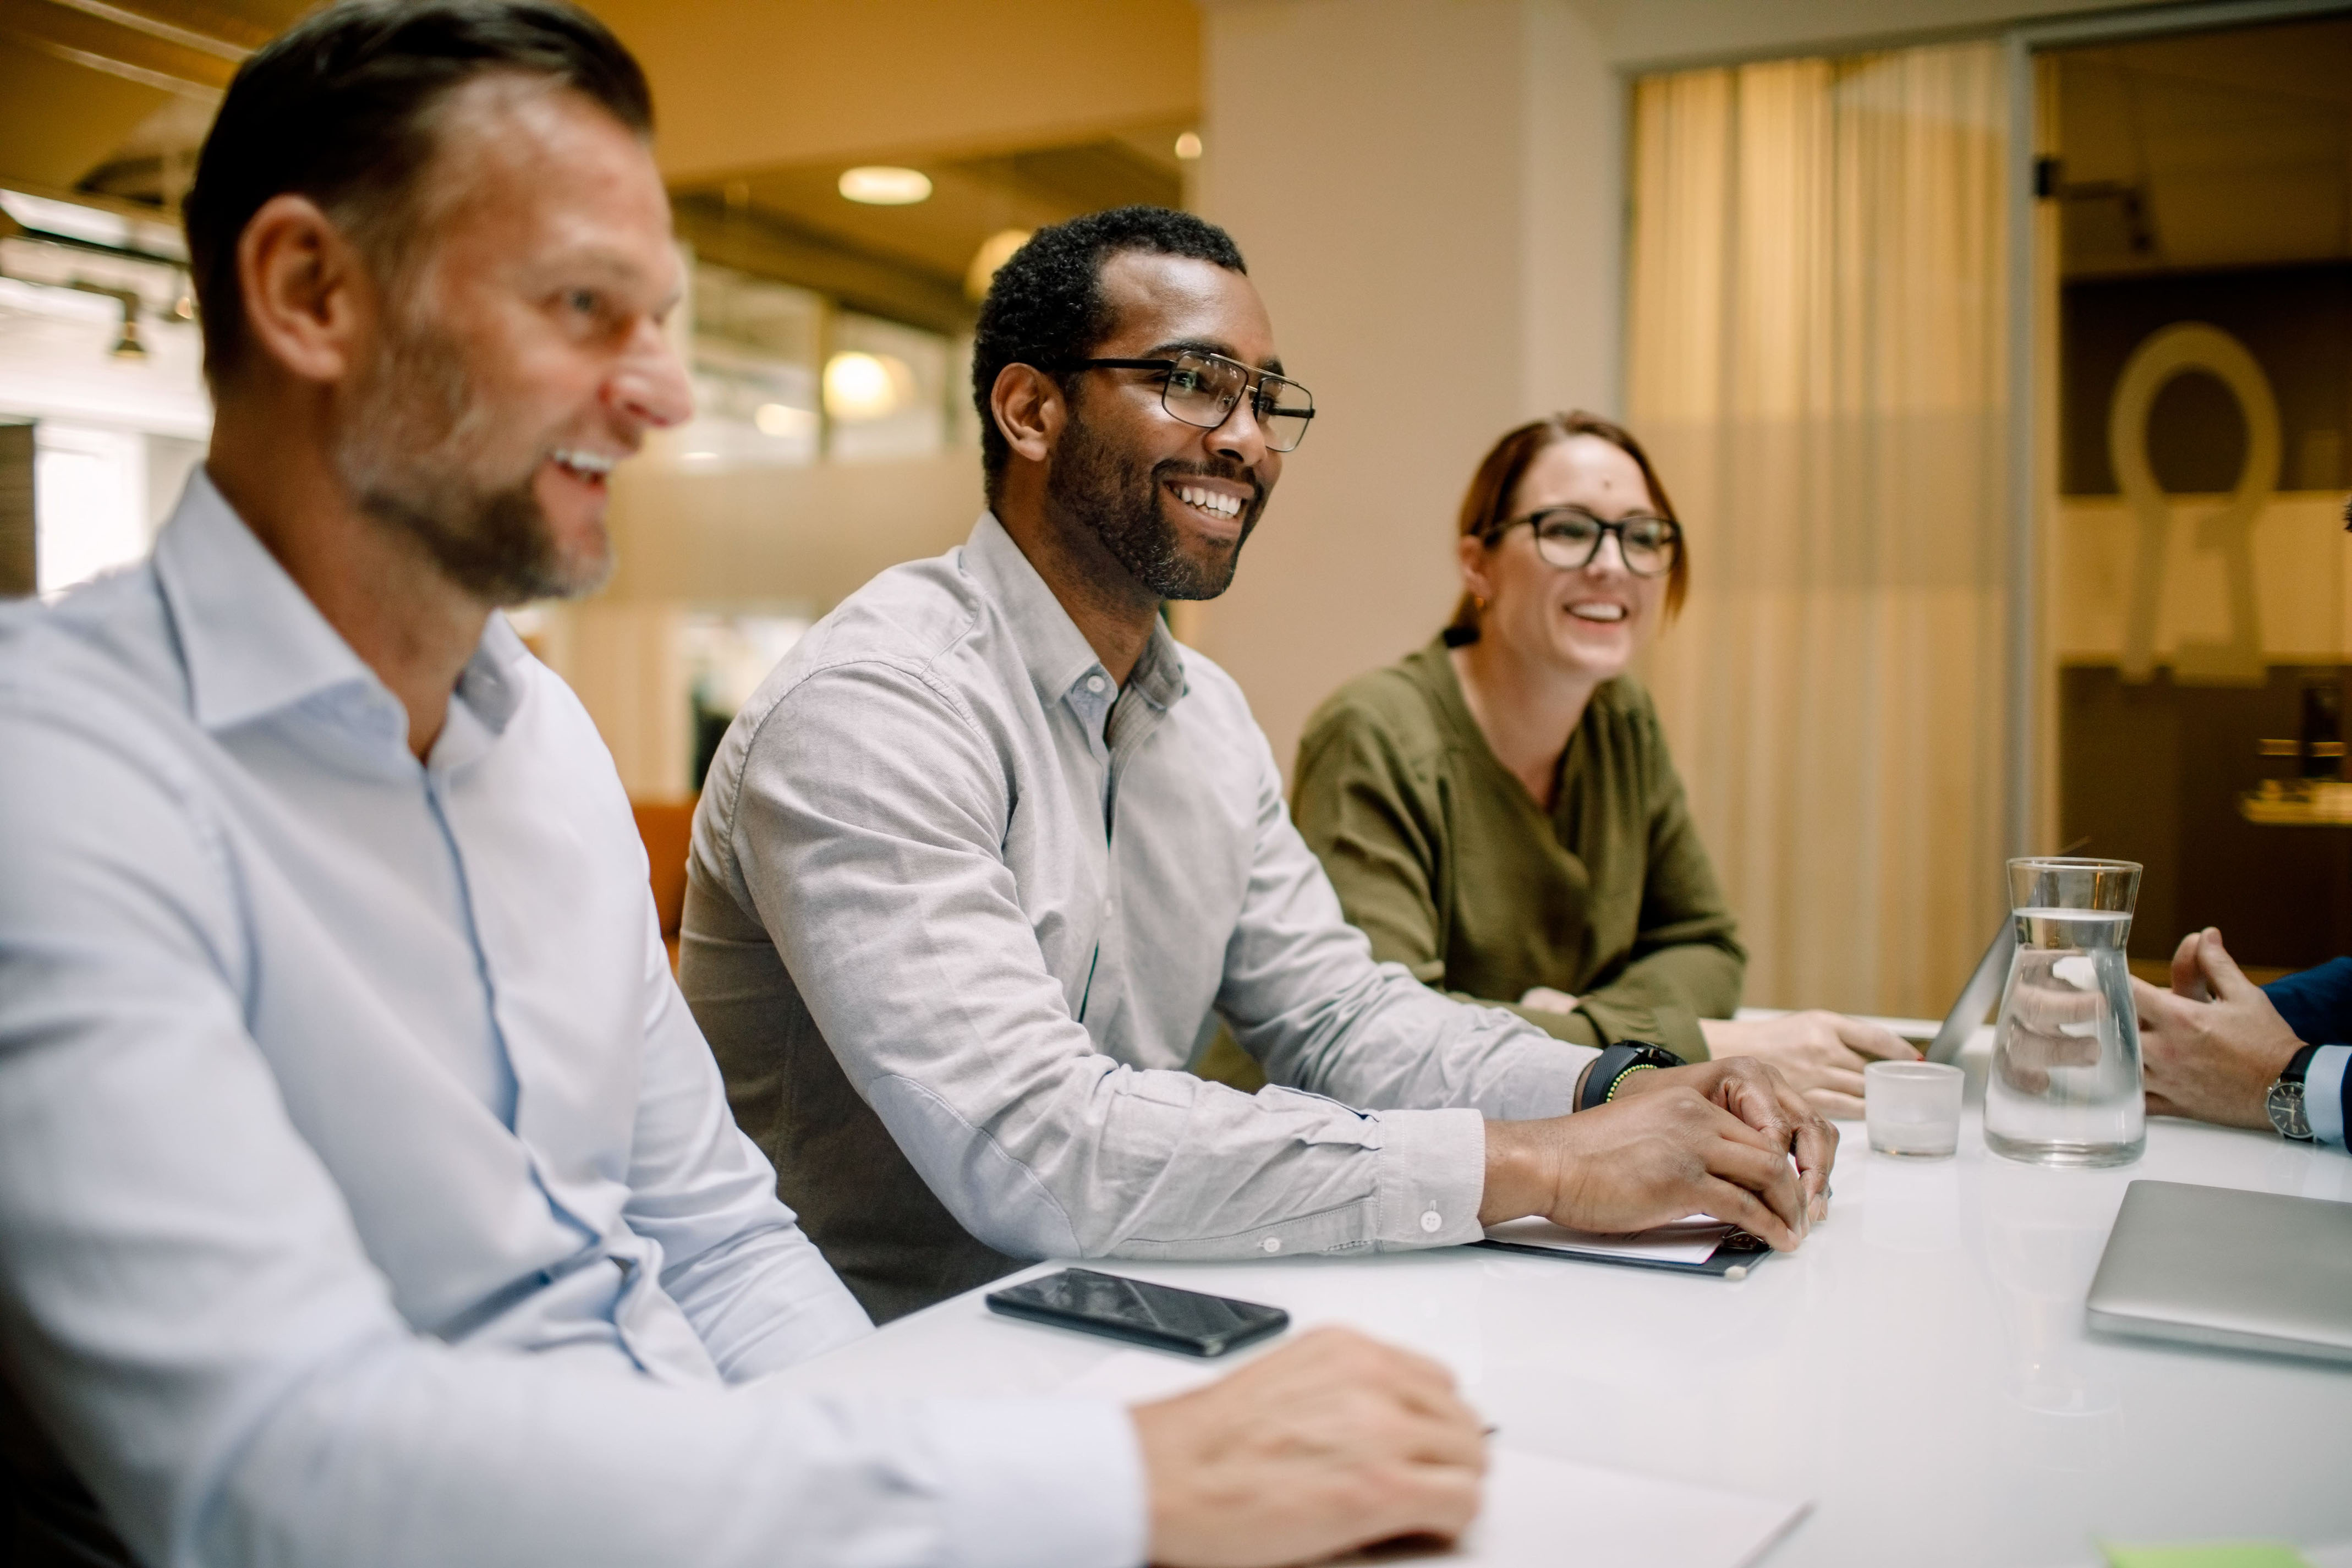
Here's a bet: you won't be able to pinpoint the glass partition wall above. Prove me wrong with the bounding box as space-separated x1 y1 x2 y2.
2030 7 2352 978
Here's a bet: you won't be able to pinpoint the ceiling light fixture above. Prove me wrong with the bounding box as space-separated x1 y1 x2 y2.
824 351 911 420
1174 131 1203 161
966 228 1032 301
837 166 931 205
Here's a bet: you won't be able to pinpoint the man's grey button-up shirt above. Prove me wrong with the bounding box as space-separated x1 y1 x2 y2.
686 513 1592 1314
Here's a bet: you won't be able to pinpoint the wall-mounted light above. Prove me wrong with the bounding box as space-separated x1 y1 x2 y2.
837 166 931 206
754 402 815 438
65 281 146 359
1174 131 1203 161
965 228 1032 301
823 351 912 420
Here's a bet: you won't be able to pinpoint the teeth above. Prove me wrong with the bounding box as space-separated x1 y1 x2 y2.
551 448 616 477
1175 484 1242 519
1569 603 1627 622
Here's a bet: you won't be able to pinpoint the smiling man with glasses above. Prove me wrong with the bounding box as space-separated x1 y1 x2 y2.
681 206 1836 1325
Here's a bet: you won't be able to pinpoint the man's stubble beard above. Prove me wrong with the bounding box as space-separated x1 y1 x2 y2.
1045 403 1260 602
332 306 608 607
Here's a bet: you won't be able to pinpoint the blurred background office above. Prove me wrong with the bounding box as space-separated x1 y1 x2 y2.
3 0 2347 1017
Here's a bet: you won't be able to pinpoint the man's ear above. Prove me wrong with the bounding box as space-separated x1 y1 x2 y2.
235 193 373 386
990 363 1066 468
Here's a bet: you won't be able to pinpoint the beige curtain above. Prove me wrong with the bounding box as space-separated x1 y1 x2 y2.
1627 42 2011 1019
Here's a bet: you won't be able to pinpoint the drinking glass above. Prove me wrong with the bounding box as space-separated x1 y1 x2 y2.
1865 1061 1965 1157
1984 858 2145 1167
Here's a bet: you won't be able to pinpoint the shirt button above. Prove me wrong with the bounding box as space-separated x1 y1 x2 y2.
1085 674 1107 694
1419 1209 1444 1234
1260 1236 1282 1254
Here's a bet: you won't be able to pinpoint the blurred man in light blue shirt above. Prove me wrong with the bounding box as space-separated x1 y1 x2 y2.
0 5 1488 1566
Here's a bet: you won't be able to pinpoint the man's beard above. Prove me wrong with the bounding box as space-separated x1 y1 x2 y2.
332 311 607 606
1045 407 1261 602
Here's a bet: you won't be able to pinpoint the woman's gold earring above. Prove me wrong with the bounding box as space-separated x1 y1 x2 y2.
1473 595 1487 611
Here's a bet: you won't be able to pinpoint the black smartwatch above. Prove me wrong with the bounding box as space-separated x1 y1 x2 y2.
2266 1044 2321 1142
1577 1041 1685 1112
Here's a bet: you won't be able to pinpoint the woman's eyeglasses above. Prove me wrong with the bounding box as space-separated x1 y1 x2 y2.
1482 507 1681 577
1048 350 1316 453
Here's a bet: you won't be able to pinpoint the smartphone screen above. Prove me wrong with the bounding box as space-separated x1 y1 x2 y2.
985 1268 1291 1357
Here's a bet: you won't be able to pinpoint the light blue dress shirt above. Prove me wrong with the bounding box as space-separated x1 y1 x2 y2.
2307 1045 2349 1148
0 474 1143 1568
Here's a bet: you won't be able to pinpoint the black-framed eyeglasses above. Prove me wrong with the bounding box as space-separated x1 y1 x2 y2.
1048 349 1316 452
1481 506 1682 577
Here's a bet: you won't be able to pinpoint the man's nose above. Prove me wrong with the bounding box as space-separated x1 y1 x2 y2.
1209 391 1270 468
611 318 694 432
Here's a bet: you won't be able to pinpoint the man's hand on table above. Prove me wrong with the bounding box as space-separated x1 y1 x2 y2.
1477 1059 1836 1250
1699 1011 1917 1118
2134 927 2304 1130
1132 1326 1485 1566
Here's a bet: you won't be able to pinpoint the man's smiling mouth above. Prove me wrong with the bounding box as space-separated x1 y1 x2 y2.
1170 481 1246 520
550 448 618 486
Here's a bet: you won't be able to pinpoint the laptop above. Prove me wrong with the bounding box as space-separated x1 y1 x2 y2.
1913 921 2016 1065
2086 1180 2352 1364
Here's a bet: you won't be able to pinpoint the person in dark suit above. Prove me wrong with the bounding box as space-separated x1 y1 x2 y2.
2133 929 2350 1150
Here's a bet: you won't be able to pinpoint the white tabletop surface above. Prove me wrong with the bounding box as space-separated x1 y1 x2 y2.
765 1034 2352 1566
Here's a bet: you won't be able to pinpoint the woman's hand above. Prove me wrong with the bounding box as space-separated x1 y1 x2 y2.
1699 1011 1918 1118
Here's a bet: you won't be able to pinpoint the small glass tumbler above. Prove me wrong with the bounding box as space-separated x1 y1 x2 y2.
1866 1061 1965 1157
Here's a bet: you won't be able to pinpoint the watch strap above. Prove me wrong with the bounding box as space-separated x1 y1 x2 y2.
1578 1041 1684 1112
2281 1044 2320 1085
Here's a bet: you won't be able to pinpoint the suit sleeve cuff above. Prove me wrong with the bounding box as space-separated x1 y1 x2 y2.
2306 1044 2350 1149
1372 1106 1489 1248
928 1397 1145 1568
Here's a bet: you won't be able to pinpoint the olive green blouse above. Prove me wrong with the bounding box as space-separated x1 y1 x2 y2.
1290 638 1743 1060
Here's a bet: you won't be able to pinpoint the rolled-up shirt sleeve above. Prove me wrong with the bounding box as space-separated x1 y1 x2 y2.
731 660 1586 1259
0 688 1144 1568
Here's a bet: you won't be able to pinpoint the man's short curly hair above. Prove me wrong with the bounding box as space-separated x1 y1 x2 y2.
971 205 1247 496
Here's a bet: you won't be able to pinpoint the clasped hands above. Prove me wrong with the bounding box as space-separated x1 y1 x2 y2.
1481 1055 1836 1250
2132 926 2304 1128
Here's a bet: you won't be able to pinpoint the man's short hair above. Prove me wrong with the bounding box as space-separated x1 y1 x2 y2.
969 205 1247 494
183 0 651 388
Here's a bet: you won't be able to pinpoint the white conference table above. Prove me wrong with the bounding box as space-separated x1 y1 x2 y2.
767 1033 2352 1566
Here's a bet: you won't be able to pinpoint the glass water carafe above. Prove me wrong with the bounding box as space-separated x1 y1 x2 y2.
1984 858 2145 1167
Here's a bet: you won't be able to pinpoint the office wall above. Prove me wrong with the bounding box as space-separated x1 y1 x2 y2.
1189 0 1619 776
1191 0 2153 781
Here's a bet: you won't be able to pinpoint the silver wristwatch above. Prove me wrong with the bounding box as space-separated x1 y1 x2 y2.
2266 1045 2320 1142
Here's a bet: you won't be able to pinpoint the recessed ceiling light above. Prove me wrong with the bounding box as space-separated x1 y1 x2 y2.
837 166 932 205
1174 131 1202 161
966 228 1033 301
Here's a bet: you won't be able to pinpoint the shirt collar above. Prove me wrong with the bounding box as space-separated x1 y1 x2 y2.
961 510 1189 712
154 467 531 738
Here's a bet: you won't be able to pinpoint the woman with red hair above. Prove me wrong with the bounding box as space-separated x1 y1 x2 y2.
1292 413 1914 1116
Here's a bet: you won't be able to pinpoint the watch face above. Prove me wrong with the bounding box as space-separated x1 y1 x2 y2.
2267 1081 2312 1141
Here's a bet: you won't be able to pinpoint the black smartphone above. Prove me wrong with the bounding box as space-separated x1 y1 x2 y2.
985 1268 1291 1357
